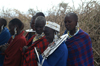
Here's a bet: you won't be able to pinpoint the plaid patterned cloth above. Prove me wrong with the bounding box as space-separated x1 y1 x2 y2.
64 29 94 66
22 35 49 66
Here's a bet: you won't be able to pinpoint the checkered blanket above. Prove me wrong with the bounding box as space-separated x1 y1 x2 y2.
64 29 94 66
22 35 49 66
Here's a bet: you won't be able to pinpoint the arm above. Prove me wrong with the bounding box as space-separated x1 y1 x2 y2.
0 30 11 44
55 51 67 66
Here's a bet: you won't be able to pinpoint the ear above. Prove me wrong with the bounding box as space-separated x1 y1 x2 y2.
75 21 77 26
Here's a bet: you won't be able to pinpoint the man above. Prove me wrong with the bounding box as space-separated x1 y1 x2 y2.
22 16 49 66
64 12 94 66
0 18 11 66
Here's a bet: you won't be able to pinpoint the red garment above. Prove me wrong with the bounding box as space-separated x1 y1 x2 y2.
3 31 27 66
22 35 49 66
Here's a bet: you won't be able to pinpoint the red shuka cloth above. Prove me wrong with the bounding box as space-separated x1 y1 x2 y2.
22 35 49 66
3 31 27 66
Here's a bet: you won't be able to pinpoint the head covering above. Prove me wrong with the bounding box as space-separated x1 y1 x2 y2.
45 21 60 32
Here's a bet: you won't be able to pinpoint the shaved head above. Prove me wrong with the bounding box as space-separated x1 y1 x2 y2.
65 12 78 22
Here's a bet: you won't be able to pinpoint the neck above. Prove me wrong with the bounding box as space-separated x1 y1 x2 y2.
69 28 76 35
16 30 21 35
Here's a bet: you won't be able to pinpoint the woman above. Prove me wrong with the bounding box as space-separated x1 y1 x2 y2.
0 18 27 66
0 18 11 66
36 21 68 66
64 12 94 66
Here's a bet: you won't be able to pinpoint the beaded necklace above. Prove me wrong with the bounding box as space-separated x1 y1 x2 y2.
33 33 44 43
67 28 79 39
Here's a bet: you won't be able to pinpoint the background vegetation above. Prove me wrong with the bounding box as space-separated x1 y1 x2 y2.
0 0 100 66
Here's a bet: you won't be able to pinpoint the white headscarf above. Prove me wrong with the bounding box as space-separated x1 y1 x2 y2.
45 21 60 32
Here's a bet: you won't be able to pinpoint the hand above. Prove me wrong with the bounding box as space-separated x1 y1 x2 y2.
23 46 28 52
0 43 9 51
0 45 8 52
36 47 41 55
5 43 9 47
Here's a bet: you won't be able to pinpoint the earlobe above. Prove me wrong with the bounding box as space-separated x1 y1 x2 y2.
14 27 17 35
1 25 4 31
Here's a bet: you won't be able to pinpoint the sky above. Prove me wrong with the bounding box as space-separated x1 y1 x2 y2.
0 0 99 13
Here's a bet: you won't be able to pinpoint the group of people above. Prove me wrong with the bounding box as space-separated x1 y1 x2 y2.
0 12 94 66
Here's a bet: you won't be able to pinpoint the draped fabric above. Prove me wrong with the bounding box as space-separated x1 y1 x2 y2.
39 43 68 66
0 27 11 66
64 29 94 66
3 31 27 66
22 35 49 66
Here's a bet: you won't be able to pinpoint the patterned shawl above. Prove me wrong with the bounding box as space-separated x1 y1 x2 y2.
22 35 49 66
64 29 94 66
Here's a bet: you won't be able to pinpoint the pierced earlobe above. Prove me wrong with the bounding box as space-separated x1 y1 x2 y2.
14 27 17 35
1 25 4 31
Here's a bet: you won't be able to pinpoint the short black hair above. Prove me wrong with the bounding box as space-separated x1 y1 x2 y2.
9 18 23 29
66 12 78 22
36 12 45 17
0 18 7 26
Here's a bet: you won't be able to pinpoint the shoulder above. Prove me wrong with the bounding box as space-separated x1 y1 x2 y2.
60 43 68 51
17 35 27 46
57 42 68 54
1 27 11 37
3 27 10 34
17 35 27 42
79 29 90 38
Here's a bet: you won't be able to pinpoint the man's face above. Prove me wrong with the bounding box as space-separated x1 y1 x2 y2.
35 21 45 35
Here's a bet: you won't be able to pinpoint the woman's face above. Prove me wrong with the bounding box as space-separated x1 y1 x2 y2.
44 27 54 43
64 15 77 31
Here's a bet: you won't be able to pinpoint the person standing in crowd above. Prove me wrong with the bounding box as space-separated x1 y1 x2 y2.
36 21 68 66
25 16 36 42
64 12 94 66
25 12 45 44
22 16 49 66
0 18 27 66
0 18 11 66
